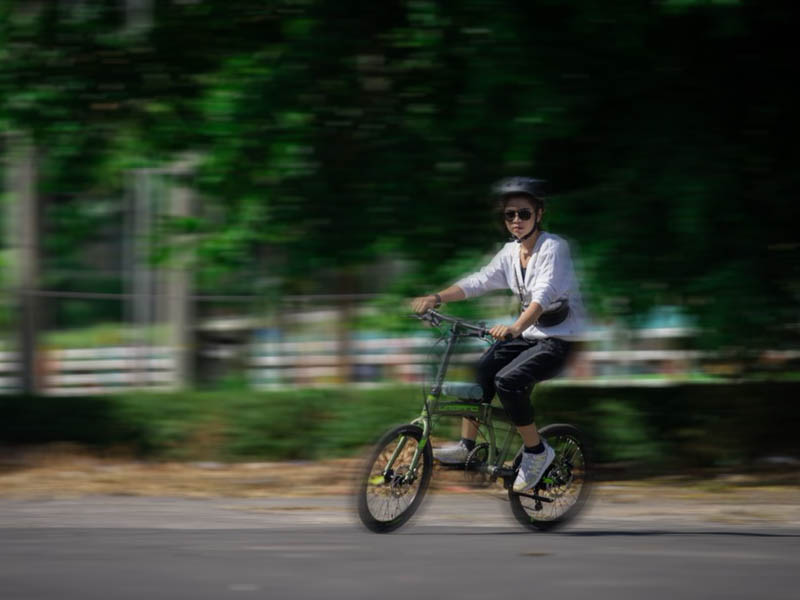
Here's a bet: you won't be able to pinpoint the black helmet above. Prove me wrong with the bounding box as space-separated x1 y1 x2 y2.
492 177 548 202
492 177 548 244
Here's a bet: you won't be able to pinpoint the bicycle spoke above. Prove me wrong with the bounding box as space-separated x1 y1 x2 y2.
516 432 587 523
363 433 427 524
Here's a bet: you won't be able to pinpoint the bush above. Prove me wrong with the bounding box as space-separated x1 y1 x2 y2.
1 382 799 471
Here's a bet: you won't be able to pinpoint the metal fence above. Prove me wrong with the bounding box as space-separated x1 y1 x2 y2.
0 325 739 395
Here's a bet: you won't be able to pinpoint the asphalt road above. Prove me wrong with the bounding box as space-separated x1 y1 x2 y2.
1 494 799 600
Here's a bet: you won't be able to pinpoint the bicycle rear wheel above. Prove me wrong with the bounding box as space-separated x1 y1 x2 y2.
357 424 433 533
508 423 592 531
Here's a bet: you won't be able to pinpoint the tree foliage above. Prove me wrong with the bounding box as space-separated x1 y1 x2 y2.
1 0 798 349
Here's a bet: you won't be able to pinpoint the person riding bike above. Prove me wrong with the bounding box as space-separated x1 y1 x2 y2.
411 177 586 494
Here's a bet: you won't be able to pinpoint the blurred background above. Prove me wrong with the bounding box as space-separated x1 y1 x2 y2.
0 0 798 472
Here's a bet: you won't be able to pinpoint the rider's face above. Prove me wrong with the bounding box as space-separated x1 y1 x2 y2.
503 196 538 239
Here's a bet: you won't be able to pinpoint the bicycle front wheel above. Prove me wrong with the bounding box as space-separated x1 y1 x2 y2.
357 424 433 533
508 423 592 532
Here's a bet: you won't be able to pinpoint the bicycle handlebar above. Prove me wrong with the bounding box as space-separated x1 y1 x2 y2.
412 309 512 341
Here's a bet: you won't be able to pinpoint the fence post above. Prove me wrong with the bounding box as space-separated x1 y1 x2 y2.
166 167 194 388
336 273 357 383
129 168 154 386
4 132 41 395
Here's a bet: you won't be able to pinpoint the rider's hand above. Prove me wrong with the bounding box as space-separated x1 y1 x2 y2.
489 324 520 341
411 295 439 314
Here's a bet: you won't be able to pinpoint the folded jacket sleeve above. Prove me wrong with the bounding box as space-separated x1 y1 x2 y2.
454 248 509 299
529 239 572 309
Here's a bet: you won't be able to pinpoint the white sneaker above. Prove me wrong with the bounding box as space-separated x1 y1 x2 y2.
512 442 555 493
433 441 471 465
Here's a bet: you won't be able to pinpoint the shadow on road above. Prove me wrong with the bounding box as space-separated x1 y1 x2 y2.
564 530 800 538
402 528 800 538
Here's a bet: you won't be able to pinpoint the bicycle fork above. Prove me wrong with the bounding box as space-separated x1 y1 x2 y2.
379 398 435 484
389 328 460 482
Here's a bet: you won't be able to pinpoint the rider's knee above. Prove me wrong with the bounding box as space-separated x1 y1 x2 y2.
494 372 519 393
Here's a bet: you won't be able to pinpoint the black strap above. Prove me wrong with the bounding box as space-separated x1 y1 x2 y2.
514 228 538 243
514 256 570 327
513 260 528 309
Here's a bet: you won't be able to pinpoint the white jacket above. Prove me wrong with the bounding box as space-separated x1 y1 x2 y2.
454 233 587 340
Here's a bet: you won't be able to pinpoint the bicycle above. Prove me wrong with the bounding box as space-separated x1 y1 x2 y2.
356 309 592 533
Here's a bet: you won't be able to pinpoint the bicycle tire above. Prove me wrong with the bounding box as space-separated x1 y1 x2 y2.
508 423 592 532
357 423 433 533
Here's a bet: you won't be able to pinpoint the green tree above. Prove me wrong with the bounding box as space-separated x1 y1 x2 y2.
1 1 797 353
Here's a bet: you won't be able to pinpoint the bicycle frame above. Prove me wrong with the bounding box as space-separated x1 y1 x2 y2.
383 310 521 485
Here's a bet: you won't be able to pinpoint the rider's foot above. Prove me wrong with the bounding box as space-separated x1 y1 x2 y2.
433 440 472 465
512 442 555 493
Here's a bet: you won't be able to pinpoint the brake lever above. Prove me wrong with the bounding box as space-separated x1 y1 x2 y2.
479 328 512 342
483 322 514 342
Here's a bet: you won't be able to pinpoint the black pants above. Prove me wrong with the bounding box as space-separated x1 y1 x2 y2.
475 337 573 427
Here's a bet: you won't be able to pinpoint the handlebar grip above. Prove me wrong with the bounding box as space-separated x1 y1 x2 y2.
503 333 513 342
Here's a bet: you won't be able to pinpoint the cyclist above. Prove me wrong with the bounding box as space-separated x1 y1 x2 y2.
411 177 586 493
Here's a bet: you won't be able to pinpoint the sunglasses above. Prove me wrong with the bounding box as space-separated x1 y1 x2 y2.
504 208 533 222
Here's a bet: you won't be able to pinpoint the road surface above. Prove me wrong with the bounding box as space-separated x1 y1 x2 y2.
1 493 798 599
